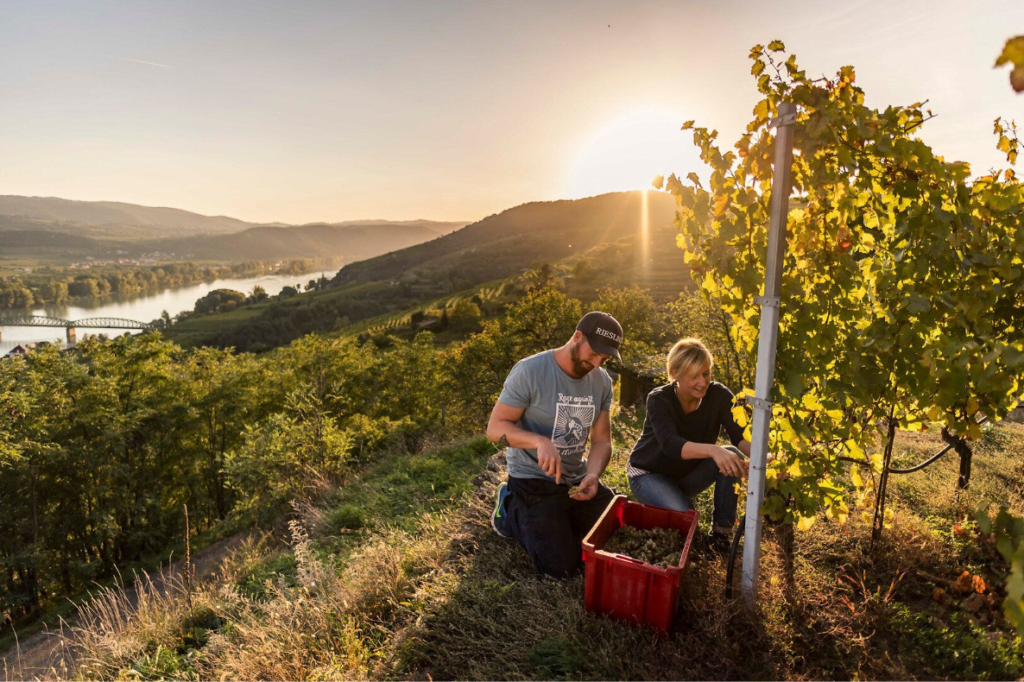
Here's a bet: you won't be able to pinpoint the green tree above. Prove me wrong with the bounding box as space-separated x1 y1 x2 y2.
519 263 562 291
42 280 69 305
179 347 269 519
249 285 269 303
442 288 581 430
226 398 351 513
593 285 660 363
68 278 100 298
195 289 247 315
663 290 753 391
450 299 483 333
0 279 35 308
572 258 594 283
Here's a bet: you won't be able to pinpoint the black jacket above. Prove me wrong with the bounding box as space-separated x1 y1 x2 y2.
627 381 744 478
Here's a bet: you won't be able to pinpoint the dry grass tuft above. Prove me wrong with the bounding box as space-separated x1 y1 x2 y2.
192 512 468 680
70 568 216 681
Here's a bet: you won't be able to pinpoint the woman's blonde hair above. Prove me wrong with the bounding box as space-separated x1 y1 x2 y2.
666 338 714 382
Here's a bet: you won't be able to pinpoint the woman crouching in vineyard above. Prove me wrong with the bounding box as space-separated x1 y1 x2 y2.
627 338 750 552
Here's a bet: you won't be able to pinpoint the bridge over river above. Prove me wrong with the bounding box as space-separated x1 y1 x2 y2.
0 315 156 345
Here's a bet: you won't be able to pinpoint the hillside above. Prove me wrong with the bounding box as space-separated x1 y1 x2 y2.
0 220 104 250
168 191 683 351
0 196 254 236
144 221 465 261
40 425 1024 681
333 191 676 287
331 218 466 233
0 196 468 268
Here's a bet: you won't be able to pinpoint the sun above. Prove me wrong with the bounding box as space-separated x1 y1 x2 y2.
566 107 700 199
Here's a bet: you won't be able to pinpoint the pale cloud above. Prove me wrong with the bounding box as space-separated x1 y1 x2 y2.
117 57 173 69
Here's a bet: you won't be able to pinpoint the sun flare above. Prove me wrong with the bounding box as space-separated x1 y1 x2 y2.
567 107 701 199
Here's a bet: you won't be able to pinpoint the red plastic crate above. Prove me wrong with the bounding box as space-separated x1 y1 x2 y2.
581 495 698 635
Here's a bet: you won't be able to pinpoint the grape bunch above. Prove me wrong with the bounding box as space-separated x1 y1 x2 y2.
603 526 684 568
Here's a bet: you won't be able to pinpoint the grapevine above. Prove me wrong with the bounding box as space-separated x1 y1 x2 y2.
658 42 1024 537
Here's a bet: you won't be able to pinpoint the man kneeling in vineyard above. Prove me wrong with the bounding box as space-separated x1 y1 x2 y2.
486 312 622 579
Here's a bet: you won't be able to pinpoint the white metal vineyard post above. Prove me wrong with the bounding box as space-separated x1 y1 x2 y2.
741 101 796 608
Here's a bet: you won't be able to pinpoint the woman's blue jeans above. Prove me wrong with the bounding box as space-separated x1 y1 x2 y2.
628 447 742 530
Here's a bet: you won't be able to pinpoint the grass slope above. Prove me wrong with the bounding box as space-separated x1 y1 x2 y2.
63 419 1024 681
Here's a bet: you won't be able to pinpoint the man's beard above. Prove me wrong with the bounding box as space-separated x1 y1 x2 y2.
570 340 595 377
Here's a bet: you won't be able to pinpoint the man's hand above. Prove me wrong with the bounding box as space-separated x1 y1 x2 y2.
570 473 600 501
710 445 748 478
536 438 562 484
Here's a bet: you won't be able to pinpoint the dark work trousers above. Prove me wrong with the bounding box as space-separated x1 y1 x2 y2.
504 476 615 579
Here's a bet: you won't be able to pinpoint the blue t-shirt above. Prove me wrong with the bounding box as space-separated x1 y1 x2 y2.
497 349 614 484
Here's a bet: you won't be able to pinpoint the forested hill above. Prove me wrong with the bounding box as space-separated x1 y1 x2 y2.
144 221 466 261
0 194 468 265
333 191 676 286
0 196 255 236
0 196 467 241
168 190 682 352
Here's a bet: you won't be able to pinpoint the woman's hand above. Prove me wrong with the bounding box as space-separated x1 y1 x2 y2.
710 445 747 478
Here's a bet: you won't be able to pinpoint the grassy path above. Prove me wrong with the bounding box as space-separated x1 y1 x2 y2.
1 531 252 681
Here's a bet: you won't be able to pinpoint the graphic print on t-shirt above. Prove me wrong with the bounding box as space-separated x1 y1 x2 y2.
551 394 595 454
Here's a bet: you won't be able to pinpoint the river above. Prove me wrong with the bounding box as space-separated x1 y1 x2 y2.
0 270 335 353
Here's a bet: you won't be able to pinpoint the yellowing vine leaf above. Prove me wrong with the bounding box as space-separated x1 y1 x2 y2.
851 466 864 489
796 515 816 531
996 36 1024 93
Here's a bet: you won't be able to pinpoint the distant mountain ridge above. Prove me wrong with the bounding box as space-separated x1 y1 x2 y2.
330 219 464 232
0 196 253 235
0 195 470 265
0 196 469 238
146 222 466 261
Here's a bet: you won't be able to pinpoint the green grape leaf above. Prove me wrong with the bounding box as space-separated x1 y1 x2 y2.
785 371 802 399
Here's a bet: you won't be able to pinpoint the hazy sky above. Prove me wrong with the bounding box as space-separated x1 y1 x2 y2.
3 1 1022 224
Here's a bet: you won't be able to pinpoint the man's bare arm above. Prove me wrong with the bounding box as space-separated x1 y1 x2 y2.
585 409 613 478
487 401 538 449
487 400 564 483
569 410 612 500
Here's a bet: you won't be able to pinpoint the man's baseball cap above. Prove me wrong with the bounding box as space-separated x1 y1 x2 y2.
576 311 623 360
